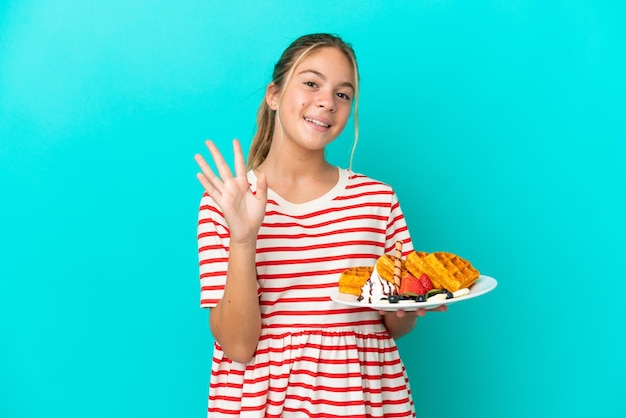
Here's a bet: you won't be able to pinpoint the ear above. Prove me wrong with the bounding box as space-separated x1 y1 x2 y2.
265 82 280 110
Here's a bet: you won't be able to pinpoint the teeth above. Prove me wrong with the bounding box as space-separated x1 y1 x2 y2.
305 118 329 128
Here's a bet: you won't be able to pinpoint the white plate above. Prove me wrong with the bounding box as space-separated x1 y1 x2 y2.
331 275 498 311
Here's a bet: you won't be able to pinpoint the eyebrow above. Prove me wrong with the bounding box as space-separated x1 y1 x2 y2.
297 69 355 90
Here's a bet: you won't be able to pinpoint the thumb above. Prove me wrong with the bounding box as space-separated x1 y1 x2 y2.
255 171 269 203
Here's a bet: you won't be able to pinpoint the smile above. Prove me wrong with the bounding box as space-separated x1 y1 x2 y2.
304 117 330 128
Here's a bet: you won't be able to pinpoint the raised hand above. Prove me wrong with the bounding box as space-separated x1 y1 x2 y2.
194 139 268 244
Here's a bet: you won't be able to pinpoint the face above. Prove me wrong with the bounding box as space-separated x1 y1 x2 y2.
267 47 355 153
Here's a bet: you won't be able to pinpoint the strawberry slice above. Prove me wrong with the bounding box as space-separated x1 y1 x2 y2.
399 273 426 295
419 273 434 293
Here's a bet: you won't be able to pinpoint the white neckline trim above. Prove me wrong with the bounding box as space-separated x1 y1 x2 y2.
248 167 349 213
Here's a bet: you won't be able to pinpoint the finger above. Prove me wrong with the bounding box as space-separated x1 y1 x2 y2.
194 153 222 194
206 140 234 180
255 171 268 202
232 139 247 177
424 305 448 314
194 153 215 177
196 172 217 196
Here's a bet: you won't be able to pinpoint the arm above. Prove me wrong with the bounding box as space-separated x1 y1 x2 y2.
210 240 262 363
382 311 419 340
195 139 268 363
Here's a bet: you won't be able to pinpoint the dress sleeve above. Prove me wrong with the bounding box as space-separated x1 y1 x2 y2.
197 193 230 308
385 191 414 256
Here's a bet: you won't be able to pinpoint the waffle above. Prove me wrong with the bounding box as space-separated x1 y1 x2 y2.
338 266 374 300
405 251 480 292
375 254 407 283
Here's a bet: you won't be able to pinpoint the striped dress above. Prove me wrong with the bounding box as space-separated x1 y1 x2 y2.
197 168 416 417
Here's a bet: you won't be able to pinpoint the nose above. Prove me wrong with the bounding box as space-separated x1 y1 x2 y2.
317 90 336 112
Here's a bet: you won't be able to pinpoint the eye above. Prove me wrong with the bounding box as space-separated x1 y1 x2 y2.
304 81 318 88
337 92 351 101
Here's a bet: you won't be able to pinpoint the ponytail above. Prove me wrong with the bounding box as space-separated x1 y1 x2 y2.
247 99 275 170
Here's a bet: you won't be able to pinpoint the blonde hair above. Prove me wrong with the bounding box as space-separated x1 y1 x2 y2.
247 33 360 170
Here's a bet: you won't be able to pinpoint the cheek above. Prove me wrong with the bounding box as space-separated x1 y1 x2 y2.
337 108 352 124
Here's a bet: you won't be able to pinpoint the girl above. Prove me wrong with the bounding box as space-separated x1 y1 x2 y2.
194 33 444 417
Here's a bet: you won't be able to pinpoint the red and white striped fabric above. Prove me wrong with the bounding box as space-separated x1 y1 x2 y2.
198 168 417 417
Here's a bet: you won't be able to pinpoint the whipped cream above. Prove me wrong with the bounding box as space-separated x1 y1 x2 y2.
358 265 395 303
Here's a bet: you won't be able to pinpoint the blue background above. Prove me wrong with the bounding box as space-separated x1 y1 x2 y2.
1 1 624 417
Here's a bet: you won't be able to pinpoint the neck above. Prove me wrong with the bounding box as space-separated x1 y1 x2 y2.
255 147 340 204
257 143 334 181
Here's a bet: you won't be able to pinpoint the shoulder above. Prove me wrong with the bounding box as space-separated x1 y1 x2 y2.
345 169 395 194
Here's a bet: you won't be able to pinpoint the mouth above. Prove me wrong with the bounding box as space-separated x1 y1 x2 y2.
304 117 331 129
